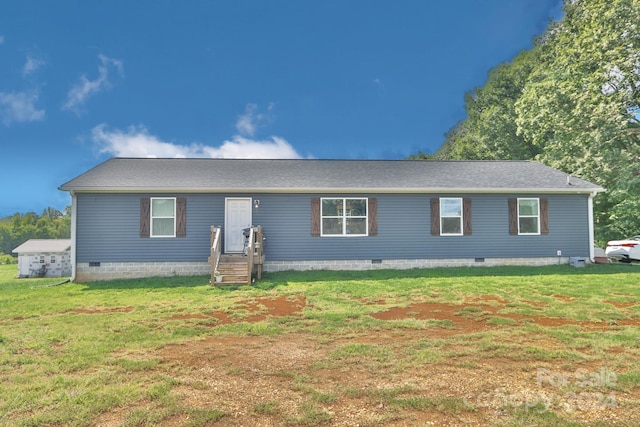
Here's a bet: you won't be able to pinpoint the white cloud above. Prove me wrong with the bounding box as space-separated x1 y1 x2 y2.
204 135 302 159
0 91 45 125
236 104 258 136
235 103 274 137
0 36 4 45
63 54 123 113
93 124 303 159
23 55 45 76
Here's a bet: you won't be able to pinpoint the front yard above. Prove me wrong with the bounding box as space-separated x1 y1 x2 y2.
1 263 639 426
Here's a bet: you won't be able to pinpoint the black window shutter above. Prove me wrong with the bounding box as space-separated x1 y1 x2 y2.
368 198 378 236
176 197 187 237
463 198 472 235
140 198 150 238
540 198 549 235
430 198 440 235
311 198 321 237
508 198 518 235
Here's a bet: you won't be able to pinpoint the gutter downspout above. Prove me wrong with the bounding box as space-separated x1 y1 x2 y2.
70 192 77 282
588 192 596 263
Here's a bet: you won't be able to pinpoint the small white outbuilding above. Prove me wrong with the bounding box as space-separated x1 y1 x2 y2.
12 239 72 278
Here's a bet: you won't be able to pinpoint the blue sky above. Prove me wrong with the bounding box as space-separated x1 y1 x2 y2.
0 0 562 217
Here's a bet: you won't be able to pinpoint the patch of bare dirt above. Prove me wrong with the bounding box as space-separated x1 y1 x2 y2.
604 300 637 309
155 333 633 426
97 295 639 426
164 295 306 326
370 302 489 335
371 301 640 331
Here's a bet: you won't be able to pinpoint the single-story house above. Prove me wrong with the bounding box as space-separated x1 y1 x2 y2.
12 239 72 278
59 158 604 282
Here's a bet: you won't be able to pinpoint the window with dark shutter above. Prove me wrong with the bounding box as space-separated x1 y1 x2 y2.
311 197 376 237
141 197 186 238
432 197 471 236
510 197 548 235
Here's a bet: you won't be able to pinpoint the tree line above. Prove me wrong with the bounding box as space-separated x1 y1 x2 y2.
411 0 640 244
0 207 71 263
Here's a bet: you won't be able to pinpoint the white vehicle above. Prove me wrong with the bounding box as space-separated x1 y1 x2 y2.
605 236 640 263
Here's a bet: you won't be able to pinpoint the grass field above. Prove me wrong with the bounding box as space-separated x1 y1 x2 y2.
1 263 639 426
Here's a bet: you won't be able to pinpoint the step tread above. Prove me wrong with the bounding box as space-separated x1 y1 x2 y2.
213 254 252 285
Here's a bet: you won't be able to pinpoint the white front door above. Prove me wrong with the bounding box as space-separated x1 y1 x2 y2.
225 198 252 253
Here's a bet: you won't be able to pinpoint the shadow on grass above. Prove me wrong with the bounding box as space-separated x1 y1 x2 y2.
253 263 640 291
259 263 637 282
79 263 638 291
80 275 210 291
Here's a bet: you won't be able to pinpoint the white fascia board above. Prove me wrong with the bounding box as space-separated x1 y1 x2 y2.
64 186 605 195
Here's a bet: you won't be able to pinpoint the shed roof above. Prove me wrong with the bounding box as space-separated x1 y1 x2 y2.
13 239 71 254
59 158 603 194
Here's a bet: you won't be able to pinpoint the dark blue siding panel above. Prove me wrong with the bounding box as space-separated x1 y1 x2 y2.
76 193 592 263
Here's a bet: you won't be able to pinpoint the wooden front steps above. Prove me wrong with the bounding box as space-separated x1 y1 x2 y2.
214 254 250 285
210 225 265 286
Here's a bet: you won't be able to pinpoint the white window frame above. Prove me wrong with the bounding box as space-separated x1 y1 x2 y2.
518 198 540 235
320 197 368 237
440 197 463 236
150 197 177 238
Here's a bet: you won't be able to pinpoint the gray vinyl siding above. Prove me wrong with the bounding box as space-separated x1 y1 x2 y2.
76 194 217 263
76 192 591 263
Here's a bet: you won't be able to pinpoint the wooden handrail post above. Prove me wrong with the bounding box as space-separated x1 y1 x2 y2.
255 225 263 280
210 225 222 285
247 226 255 282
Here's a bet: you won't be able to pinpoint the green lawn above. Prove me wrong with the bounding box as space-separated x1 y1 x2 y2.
1 263 639 426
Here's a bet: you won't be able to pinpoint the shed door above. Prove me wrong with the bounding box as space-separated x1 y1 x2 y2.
225 198 252 253
18 255 29 277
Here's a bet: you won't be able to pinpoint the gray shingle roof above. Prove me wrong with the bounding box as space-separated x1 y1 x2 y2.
13 239 71 254
59 158 603 194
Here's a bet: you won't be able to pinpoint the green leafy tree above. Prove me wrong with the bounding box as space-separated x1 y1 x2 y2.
405 151 435 160
434 48 541 160
515 0 640 241
417 0 640 243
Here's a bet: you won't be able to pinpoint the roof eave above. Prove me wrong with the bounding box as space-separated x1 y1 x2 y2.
60 186 605 194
